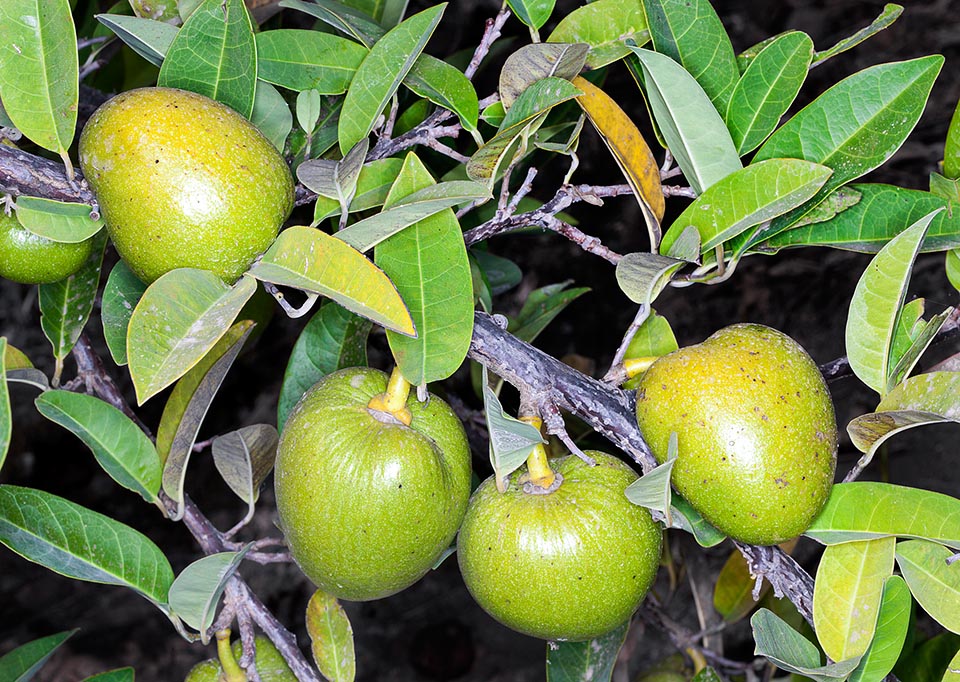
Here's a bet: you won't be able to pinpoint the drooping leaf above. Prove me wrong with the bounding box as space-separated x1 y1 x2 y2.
298 139 368 227
95 13 178 67
376 153 474 385
338 5 444 153
725 31 813 155
545 620 629 682
627 46 742 195
849 576 912 682
813 537 896 661
249 226 415 336
624 434 676 517
0 0 78 160
405 55 479 137
751 56 943 244
101 261 147 366
508 281 590 344
641 0 740 113
35 391 161 504
280 0 384 48
211 424 279 523
806 482 960 549
306 590 356 682
845 213 936 395
660 159 831 256
14 197 103 243
896 540 960 634
482 366 545 492
38 232 106 363
615 252 686 307
506 0 554 33
255 30 367 94
0 485 174 607
810 4 904 69
0 339 8 473
127 270 256 404
313 159 405 223
572 76 664 246
751 608 862 681
157 322 254 518
169 548 249 640
251 81 293 152
499 43 588 111
670 495 725 547
547 0 650 69
0 630 76 682
157 0 256 119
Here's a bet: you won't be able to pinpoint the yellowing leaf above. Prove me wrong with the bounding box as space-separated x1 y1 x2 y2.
306 590 356 682
572 76 664 246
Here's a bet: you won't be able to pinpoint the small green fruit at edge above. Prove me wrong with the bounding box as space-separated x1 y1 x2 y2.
184 635 295 682
0 209 93 284
274 366 472 601
457 450 662 641
634 323 838 545
78 87 294 283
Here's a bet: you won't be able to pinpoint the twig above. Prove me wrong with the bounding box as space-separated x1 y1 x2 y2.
544 215 622 263
662 185 697 198
464 6 511 80
603 304 650 382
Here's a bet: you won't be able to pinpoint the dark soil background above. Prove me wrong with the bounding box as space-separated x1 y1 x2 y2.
2 0 959 680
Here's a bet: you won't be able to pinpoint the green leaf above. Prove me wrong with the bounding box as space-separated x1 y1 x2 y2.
306 590 356 682
641 0 740 114
758 184 960 254
467 77 583 189
38 231 106 362
545 620 629 682
752 56 943 244
499 43 588 111
669 495 725 548
845 212 936 395
725 31 813 155
945 97 960 180
691 668 722 682
127 270 256 404
622 309 677 390
471 249 522 296
255 30 367 94
547 0 650 69
0 485 174 606
713 550 768 623
849 576 912 682
507 0 554 33
95 13 178 67
627 46 742 195
6 369 48 392
509 282 590 344
896 540 960 634
211 424 278 523
810 4 903 68
813 537 896 661
615 252 686 306
405 54 479 137
751 608 862 680
660 159 832 256
83 668 135 682
945 647 960 681
279 0 384 48
482 366 545 492
336 180 490 252
157 0 257 119
0 631 76 682
298 138 368 228
251 81 293 152
249 226 415 336
0 0 78 158
895 633 960 681
0 339 8 474
35 391 161 504
806 482 960 549
101 261 147 367
14 196 103 243
338 5 444 153
948 249 960 293
169 549 249 638
156 322 254 519
930 173 960 204
376 153 474 385
848 410 959 478
313 158 404 223
624 434 676 517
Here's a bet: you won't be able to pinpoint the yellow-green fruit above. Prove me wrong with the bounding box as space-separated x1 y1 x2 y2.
78 87 294 283
634 323 838 545
275 367 472 601
184 636 295 681
457 452 662 641
0 210 93 284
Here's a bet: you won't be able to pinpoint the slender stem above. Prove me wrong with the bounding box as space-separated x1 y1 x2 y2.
367 366 413 424
216 629 247 682
604 304 650 382
519 416 556 489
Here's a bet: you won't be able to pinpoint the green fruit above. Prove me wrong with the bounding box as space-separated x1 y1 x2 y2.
0 209 93 284
184 636 295 682
634 323 838 545
78 87 294 283
457 452 662 641
274 367 472 601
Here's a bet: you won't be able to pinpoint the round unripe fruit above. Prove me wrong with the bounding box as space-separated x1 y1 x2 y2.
634 323 838 545
0 210 93 283
274 367 472 601
183 636 295 681
78 87 294 283
457 452 662 641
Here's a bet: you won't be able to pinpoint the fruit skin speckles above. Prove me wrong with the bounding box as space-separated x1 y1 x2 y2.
634 323 838 545
0 210 94 284
78 87 294 284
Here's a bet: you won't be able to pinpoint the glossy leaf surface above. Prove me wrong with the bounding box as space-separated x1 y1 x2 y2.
848 576 912 682
255 30 367 94
0 630 75 682
101 261 147 366
547 0 649 69
14 197 102 243
96 13 177 67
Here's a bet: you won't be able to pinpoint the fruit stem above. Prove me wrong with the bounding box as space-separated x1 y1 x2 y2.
215 629 247 682
367 366 413 426
520 416 556 490
623 356 658 380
